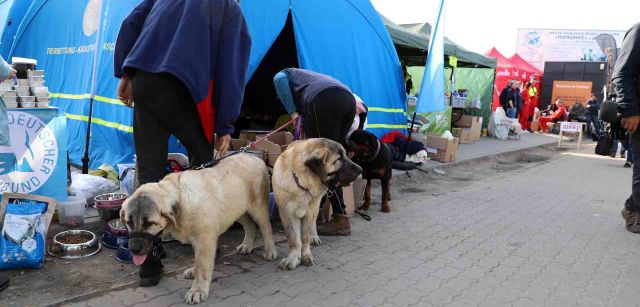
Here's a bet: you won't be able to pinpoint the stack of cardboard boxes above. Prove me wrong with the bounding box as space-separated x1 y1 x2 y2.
451 110 483 144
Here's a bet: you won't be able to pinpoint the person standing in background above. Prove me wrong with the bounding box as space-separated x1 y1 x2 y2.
586 93 602 136
499 80 516 118
0 55 17 293
513 81 523 119
520 82 532 130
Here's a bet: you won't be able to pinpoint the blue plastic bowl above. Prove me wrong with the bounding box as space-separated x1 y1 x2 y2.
102 231 128 249
115 237 133 264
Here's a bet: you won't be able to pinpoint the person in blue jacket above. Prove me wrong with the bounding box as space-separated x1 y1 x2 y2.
0 55 16 293
113 0 251 287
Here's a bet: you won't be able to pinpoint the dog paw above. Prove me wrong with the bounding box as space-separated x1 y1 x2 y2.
261 247 278 261
183 267 195 280
235 243 254 255
301 253 315 266
185 286 209 304
311 236 322 246
381 206 390 213
279 256 300 270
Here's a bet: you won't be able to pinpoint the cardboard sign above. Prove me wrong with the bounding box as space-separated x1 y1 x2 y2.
560 122 583 133
551 81 593 107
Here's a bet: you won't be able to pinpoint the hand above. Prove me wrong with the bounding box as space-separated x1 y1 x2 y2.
0 67 16 82
290 112 299 121
117 77 134 107
216 134 231 158
622 116 640 133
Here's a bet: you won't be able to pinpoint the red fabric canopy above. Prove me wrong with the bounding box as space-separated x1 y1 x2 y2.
485 48 544 111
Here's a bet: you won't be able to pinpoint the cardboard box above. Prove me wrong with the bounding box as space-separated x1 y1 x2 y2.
530 120 540 132
320 178 367 217
239 130 271 141
245 131 294 168
453 115 482 141
451 127 473 144
426 135 460 162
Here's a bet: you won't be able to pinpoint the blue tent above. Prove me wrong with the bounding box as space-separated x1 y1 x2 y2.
0 0 407 169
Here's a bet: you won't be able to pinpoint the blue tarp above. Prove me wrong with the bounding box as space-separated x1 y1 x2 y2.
1 0 407 169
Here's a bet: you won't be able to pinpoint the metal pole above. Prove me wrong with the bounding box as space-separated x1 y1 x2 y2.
81 0 104 174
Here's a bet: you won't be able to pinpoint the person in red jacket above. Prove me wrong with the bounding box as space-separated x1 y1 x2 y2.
520 82 532 131
539 99 567 132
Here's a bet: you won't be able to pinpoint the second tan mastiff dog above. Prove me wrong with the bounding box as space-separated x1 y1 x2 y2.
272 138 362 270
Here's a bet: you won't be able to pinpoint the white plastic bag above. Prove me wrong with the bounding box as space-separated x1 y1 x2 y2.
70 173 118 205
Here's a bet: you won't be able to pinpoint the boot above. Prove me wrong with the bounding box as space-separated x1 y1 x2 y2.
139 243 167 287
317 214 351 236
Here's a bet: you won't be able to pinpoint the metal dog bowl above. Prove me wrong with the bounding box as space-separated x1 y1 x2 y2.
108 219 128 236
94 193 128 207
48 230 101 259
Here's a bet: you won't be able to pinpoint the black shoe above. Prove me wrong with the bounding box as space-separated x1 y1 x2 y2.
139 243 166 287
625 162 633 168
0 275 8 292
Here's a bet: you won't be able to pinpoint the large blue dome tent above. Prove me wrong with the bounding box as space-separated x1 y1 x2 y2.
0 0 407 169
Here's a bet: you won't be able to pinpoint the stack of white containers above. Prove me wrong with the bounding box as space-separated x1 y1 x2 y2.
0 69 50 109
28 70 49 108
0 79 17 108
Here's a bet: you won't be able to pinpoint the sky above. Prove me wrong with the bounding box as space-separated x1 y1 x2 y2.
371 0 639 57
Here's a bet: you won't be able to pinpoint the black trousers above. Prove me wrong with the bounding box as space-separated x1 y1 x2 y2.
626 130 640 211
132 71 212 184
304 87 356 214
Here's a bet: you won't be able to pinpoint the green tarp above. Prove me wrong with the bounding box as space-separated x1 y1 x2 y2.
408 66 495 129
380 15 497 68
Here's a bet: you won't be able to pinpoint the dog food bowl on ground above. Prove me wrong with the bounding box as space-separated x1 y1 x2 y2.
108 219 129 236
94 193 127 207
115 237 133 264
48 230 101 259
95 193 127 221
102 231 127 249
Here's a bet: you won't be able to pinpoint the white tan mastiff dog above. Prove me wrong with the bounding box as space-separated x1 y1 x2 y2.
272 138 362 270
120 154 278 304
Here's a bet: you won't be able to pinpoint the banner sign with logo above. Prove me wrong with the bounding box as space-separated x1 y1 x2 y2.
516 28 626 71
0 108 68 201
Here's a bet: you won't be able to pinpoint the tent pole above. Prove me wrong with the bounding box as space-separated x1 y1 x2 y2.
81 97 94 174
403 112 417 155
81 0 104 174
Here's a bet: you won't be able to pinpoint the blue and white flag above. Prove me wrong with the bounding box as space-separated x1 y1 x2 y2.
0 108 68 201
416 0 446 113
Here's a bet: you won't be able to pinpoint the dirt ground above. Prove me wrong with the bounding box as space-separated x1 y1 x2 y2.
0 144 561 307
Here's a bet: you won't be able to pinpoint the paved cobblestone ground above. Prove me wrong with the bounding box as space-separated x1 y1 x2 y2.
64 144 639 307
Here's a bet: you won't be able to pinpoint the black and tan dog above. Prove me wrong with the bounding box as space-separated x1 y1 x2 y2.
347 130 393 212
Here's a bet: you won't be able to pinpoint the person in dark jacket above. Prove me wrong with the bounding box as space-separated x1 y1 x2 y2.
499 80 516 118
113 0 251 286
273 68 367 236
513 81 523 118
614 22 640 233
586 93 602 136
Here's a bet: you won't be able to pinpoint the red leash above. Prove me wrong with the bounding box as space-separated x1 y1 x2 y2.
249 117 298 148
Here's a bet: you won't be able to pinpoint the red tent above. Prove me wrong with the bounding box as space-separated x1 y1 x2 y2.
509 54 544 109
485 48 522 110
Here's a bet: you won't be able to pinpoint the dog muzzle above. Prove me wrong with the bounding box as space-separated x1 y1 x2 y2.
128 230 164 265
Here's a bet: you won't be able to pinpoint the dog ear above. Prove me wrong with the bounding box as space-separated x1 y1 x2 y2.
305 155 327 180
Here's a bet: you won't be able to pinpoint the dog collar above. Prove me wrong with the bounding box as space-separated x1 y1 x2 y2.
129 230 164 245
292 171 311 194
358 140 381 162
